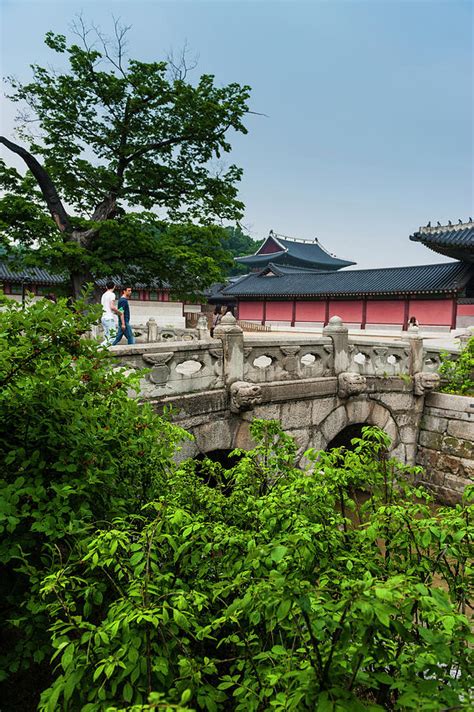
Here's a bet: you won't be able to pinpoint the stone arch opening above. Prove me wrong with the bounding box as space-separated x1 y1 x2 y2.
195 448 240 470
194 449 241 494
312 399 400 460
326 423 367 451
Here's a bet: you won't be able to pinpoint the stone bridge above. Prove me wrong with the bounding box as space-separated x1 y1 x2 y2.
112 314 449 467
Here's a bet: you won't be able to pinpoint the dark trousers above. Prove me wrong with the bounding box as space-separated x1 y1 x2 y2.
112 322 135 345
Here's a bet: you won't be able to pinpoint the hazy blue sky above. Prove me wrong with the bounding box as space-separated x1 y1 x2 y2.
1 0 472 268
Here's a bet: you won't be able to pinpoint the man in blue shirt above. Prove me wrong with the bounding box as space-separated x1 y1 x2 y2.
112 286 136 345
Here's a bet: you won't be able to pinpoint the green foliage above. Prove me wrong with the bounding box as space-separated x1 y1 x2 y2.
439 336 474 395
1 22 251 295
0 296 187 699
220 227 263 276
35 422 473 711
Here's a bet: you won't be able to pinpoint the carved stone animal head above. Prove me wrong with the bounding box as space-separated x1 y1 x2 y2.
338 371 367 399
413 371 440 396
230 381 263 413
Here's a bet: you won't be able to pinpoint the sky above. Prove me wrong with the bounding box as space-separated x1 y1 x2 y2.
0 0 472 269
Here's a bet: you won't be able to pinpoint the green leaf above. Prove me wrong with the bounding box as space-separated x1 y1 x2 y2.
270 545 288 562
277 599 292 621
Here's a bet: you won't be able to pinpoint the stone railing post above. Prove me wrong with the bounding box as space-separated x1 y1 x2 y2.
146 317 158 343
214 312 244 385
407 325 423 375
197 313 211 341
322 315 349 374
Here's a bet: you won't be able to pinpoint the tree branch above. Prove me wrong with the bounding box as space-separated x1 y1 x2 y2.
0 136 71 232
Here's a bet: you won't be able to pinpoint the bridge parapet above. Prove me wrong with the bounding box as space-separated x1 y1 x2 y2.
347 339 410 376
110 315 451 403
242 336 334 383
111 340 224 399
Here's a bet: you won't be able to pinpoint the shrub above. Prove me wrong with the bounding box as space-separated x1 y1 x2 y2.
38 423 474 711
0 296 186 704
439 335 474 395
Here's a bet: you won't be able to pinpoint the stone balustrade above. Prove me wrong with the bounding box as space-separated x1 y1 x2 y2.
109 313 451 401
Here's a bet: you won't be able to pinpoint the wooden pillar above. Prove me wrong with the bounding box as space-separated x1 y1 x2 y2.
291 298 296 327
235 301 239 320
361 298 367 329
451 295 458 330
324 298 330 326
403 298 410 330
262 299 267 326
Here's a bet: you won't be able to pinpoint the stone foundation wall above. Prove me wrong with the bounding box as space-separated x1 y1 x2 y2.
416 392 474 504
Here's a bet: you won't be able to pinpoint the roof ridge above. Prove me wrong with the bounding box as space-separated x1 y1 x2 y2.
417 220 474 234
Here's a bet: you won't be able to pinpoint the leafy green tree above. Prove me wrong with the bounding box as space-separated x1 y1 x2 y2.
0 20 251 297
220 226 263 276
0 296 187 707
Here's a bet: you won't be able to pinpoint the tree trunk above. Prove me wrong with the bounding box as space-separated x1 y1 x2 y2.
69 270 96 301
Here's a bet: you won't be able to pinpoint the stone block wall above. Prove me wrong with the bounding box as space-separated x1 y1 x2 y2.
416 392 474 504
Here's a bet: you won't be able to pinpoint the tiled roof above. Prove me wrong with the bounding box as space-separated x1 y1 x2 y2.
235 232 355 270
0 262 170 289
222 261 473 298
0 262 65 284
410 220 474 262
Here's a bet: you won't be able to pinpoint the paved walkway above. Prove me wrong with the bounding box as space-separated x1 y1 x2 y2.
243 326 466 351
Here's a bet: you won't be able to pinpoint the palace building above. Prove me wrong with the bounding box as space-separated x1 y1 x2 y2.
221 221 474 330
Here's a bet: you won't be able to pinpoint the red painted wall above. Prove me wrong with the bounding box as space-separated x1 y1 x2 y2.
239 301 264 320
295 300 326 322
458 304 474 317
408 299 453 326
366 300 405 324
329 300 363 323
266 301 293 321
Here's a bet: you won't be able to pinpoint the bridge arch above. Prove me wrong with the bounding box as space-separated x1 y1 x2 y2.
309 398 399 455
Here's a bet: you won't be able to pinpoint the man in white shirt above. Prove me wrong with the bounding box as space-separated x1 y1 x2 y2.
100 282 124 346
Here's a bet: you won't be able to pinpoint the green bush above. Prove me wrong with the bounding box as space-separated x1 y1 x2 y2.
39 424 473 711
0 296 186 704
439 335 474 395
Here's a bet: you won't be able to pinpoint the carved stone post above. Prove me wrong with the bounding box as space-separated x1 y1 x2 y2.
197 313 211 341
146 317 158 343
407 326 423 375
322 315 349 375
214 312 244 385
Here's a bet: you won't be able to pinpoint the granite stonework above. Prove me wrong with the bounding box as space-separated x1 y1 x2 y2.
110 315 472 501
416 392 474 504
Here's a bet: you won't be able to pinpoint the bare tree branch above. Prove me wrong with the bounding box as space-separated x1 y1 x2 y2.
167 40 199 81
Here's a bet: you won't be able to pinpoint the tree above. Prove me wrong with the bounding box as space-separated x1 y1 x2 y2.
0 295 186 707
221 226 263 276
0 19 251 297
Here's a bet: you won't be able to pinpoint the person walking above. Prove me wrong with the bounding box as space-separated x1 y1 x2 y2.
100 282 122 346
112 286 135 345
